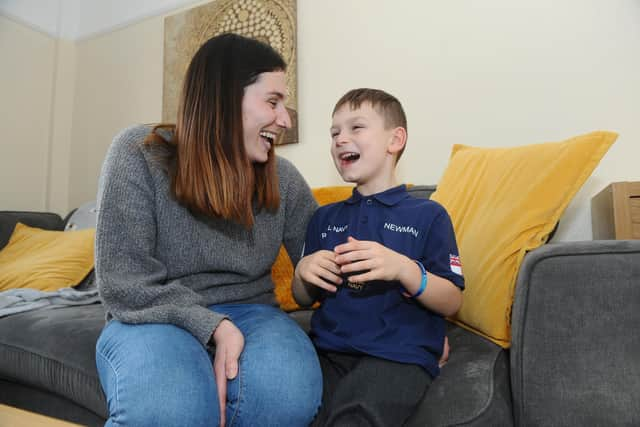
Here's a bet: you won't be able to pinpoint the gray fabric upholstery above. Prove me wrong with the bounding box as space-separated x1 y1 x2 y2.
0 207 106 421
406 324 513 426
511 241 640 426
0 379 103 426
288 308 313 332
407 184 437 200
65 202 99 290
64 201 98 231
0 304 107 419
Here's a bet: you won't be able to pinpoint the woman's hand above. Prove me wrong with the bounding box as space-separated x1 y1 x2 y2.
212 319 245 427
295 250 343 293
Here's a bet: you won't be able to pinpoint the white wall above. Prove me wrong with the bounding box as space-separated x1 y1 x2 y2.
2 0 639 240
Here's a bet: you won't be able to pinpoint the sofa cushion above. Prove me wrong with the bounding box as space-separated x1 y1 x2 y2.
0 223 95 292
64 201 98 231
0 211 64 250
431 131 617 347
406 324 513 426
63 202 99 291
0 304 107 419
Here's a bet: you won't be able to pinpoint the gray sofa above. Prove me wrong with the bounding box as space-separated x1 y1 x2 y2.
1 186 639 426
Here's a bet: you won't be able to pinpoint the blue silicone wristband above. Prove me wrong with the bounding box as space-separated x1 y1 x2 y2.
411 260 428 299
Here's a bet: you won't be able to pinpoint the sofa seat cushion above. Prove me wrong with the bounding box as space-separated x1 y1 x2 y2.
0 304 107 419
406 324 513 426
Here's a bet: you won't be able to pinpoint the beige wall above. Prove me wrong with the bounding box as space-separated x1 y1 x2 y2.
0 15 56 211
47 39 76 215
69 16 164 207
0 15 75 214
3 0 640 240
289 0 640 241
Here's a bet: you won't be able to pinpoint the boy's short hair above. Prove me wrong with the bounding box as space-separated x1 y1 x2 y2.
332 88 408 161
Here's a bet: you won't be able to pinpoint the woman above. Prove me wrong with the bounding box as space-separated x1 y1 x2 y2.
95 33 321 427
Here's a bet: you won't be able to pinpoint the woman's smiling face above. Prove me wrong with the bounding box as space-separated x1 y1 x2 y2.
241 71 291 163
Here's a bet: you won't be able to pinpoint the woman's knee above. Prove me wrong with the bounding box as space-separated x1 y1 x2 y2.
211 305 322 424
238 313 322 424
240 307 320 380
104 392 218 427
96 321 219 427
234 362 321 426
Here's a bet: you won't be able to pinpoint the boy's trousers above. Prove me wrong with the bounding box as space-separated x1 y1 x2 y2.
312 350 432 427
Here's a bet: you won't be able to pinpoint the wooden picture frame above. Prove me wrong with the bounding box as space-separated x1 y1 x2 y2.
163 0 298 145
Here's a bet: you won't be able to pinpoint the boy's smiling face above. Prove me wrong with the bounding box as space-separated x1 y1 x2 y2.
330 102 404 195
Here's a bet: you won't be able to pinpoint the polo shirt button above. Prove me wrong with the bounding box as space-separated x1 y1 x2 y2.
362 216 368 223
366 199 373 205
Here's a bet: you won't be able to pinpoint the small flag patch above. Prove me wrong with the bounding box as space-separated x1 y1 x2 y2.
450 254 463 275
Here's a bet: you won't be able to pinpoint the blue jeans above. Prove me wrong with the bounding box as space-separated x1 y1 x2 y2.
96 304 322 427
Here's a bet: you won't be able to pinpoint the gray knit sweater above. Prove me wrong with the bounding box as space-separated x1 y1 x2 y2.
95 125 317 345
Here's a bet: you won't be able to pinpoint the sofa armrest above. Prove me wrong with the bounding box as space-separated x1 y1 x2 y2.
511 240 640 426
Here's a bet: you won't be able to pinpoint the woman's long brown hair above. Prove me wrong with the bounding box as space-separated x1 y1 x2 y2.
145 34 285 227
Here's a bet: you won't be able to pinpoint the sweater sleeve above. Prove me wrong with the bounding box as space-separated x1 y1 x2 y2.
277 157 318 268
95 126 225 345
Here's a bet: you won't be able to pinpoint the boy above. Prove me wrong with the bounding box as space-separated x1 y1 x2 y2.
293 88 464 426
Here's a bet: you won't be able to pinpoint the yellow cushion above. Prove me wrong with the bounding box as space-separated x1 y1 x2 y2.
0 223 95 292
431 131 617 347
273 186 354 311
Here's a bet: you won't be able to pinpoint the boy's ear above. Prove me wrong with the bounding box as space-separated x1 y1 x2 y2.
387 127 407 155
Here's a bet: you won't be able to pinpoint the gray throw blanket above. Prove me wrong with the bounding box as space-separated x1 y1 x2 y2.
0 287 100 318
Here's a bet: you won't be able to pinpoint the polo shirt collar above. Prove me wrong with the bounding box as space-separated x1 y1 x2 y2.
345 184 409 206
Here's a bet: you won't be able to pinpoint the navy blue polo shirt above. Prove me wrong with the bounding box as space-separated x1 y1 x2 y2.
304 185 464 377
